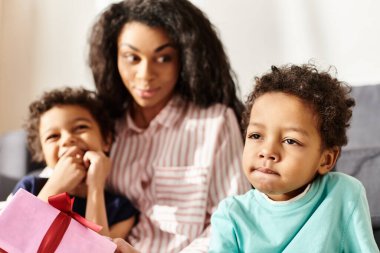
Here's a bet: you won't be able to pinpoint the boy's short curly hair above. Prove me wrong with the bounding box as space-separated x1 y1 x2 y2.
25 87 115 162
242 64 355 149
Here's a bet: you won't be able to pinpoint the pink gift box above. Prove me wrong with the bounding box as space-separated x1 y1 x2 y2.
0 189 116 253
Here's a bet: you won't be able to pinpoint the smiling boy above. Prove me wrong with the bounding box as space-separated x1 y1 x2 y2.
11 87 138 238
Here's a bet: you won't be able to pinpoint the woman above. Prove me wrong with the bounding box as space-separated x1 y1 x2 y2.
88 0 250 252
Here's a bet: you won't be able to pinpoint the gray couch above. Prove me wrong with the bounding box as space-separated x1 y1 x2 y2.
0 130 44 200
0 84 379 247
334 83 380 247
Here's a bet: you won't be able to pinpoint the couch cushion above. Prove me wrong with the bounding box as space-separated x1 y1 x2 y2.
0 130 28 179
335 147 380 228
0 174 18 201
346 84 380 150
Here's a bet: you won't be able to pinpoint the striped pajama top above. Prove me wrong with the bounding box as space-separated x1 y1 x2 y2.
107 96 251 253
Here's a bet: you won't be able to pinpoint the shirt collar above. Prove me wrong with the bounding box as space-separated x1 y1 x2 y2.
39 167 54 178
258 183 312 205
125 95 185 133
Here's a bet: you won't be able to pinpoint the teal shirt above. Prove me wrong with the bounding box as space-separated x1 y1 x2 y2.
209 172 379 253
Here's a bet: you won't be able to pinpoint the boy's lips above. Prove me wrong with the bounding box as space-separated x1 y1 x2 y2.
251 167 279 175
58 146 87 158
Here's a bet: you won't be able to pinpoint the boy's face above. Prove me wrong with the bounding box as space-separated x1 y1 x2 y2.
39 105 110 169
243 92 334 201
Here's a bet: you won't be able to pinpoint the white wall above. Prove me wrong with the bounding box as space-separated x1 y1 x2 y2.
1 0 380 134
0 0 98 134
193 0 380 99
0 0 36 135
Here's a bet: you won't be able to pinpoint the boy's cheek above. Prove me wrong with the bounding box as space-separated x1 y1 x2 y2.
44 156 59 169
242 150 257 173
242 147 253 163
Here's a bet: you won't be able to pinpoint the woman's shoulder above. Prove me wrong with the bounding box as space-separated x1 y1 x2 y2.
186 102 235 120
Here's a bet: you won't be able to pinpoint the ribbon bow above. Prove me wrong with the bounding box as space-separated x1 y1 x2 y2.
37 193 102 253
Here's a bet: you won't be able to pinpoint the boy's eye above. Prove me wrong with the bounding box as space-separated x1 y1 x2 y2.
247 133 261 140
45 134 59 142
284 139 299 145
74 124 90 132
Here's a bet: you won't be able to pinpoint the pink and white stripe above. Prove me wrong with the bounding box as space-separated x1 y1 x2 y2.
108 96 250 253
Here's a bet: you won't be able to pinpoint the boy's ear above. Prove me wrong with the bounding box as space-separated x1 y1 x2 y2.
318 146 340 175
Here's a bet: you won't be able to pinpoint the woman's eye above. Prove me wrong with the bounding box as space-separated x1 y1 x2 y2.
121 54 140 63
157 55 172 63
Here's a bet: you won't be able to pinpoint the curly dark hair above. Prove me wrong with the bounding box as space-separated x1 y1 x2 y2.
88 0 244 126
242 64 355 149
25 87 115 162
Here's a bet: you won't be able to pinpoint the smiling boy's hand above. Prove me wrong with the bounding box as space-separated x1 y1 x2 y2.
37 146 87 201
84 150 112 189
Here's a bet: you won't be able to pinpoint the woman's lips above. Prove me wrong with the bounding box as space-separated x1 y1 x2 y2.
135 87 160 98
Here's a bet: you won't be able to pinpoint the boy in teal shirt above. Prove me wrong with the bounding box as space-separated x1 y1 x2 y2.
209 64 379 252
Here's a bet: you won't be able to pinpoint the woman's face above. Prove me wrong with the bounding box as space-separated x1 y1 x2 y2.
117 21 180 115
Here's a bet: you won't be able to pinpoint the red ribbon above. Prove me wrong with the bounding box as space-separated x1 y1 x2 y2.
37 193 102 253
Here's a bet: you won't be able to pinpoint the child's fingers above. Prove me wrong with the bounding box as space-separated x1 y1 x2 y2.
83 151 108 170
83 150 101 161
74 153 85 165
59 146 84 159
83 151 97 168
60 148 87 168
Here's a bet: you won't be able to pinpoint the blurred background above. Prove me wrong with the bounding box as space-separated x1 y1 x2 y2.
1 0 380 134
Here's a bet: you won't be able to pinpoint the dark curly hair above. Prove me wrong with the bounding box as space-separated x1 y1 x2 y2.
88 0 244 127
242 64 355 149
24 87 115 162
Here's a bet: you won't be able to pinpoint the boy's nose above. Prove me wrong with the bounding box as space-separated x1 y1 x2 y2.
58 134 81 158
61 133 77 147
258 151 279 162
258 143 280 162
